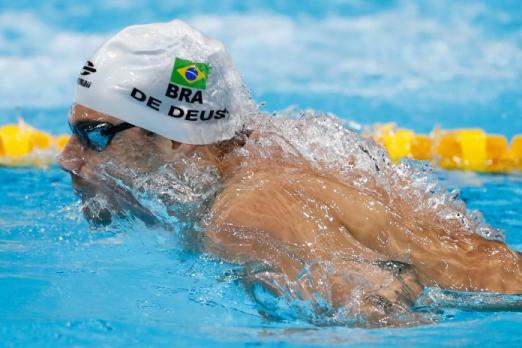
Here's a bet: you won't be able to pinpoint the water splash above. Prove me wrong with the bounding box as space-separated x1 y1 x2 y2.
76 108 511 327
242 108 502 242
417 288 522 312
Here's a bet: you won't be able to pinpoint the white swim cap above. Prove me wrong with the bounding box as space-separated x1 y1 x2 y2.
75 20 256 145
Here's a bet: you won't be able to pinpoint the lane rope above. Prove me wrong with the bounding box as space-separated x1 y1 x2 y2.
366 123 522 173
0 120 69 168
1 119 522 173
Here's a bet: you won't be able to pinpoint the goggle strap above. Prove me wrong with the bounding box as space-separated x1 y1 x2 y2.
106 122 135 135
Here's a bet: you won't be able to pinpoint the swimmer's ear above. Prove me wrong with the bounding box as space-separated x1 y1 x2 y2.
140 129 155 137
171 140 181 150
170 141 196 154
140 128 156 137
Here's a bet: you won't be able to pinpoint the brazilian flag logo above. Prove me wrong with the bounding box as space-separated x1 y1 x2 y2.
170 57 211 90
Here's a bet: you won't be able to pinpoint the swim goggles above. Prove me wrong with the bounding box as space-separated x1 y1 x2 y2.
69 121 135 151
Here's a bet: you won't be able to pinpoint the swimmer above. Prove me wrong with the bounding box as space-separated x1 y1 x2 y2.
59 20 522 326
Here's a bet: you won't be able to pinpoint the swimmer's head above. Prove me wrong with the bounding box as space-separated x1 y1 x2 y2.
76 19 256 145
59 20 255 225
60 103 231 226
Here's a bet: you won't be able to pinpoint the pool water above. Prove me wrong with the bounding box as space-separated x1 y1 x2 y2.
0 167 521 346
1 0 521 346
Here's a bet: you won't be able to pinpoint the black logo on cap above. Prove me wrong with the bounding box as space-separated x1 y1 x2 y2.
78 60 96 88
80 61 97 76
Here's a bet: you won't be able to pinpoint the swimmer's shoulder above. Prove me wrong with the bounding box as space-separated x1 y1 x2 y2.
208 163 315 237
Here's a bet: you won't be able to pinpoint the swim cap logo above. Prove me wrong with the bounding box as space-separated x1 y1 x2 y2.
170 58 211 90
77 60 96 88
80 61 96 76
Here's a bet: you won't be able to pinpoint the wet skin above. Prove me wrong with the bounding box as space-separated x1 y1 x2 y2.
60 104 522 323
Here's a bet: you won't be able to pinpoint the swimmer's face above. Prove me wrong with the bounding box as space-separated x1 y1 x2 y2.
58 104 220 226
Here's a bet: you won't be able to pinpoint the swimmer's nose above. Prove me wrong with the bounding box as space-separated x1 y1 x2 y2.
58 136 85 174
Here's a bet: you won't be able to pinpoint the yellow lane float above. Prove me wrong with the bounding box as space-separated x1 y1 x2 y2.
367 123 522 173
0 120 521 173
0 120 69 168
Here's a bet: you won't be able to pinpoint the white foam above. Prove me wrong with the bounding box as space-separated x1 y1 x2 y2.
0 2 521 108
0 11 106 108
189 3 522 104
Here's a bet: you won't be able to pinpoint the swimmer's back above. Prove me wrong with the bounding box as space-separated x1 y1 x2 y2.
210 157 522 294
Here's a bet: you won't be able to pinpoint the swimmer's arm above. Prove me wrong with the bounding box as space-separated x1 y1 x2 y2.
204 185 423 324
332 186 522 293
204 185 313 279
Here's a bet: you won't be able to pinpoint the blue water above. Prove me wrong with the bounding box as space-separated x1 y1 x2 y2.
1 0 522 346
